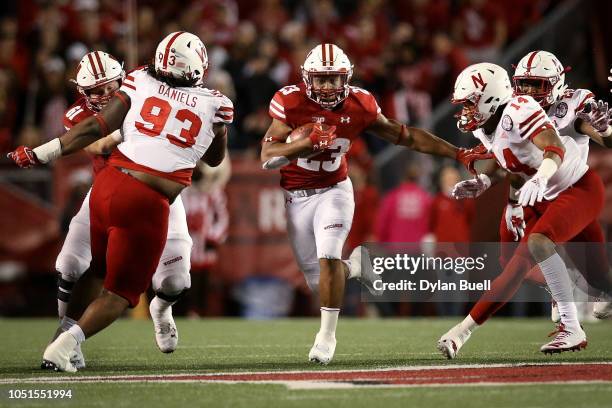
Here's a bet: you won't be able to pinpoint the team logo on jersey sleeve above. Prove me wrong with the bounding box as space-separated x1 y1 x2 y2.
555 102 568 118
501 114 513 131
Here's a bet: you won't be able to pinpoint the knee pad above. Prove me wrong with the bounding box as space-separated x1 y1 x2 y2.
55 253 90 282
154 273 191 299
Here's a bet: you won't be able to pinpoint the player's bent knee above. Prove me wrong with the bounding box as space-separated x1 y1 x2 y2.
156 273 191 298
527 233 556 262
56 253 90 282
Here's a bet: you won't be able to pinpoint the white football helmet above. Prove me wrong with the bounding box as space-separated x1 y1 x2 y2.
513 50 568 107
301 43 353 109
154 31 208 86
73 51 124 111
451 62 512 132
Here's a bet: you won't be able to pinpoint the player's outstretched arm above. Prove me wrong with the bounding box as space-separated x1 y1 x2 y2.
8 92 130 167
366 113 459 159
202 124 228 167
59 92 130 156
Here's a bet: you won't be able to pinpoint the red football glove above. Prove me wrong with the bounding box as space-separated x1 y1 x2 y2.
456 144 494 174
7 146 40 168
309 124 337 151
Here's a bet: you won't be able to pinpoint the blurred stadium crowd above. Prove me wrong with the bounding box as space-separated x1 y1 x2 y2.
2 0 608 319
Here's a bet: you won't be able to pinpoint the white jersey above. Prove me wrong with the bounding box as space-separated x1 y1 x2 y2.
112 67 233 185
547 88 595 165
474 95 588 200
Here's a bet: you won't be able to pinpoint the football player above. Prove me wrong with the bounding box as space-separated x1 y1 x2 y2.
9 31 231 372
46 51 194 369
437 62 610 359
260 43 488 365
454 51 612 335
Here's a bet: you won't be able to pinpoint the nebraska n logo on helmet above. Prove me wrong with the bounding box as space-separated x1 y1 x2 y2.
154 31 208 86
513 50 570 107
73 51 125 112
301 43 354 109
451 62 512 132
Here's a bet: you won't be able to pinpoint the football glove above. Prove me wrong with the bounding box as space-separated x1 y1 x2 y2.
451 174 491 199
505 202 526 242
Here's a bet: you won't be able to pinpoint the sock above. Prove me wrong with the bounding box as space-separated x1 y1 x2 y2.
460 314 479 334
60 316 77 332
319 307 340 337
67 324 86 345
150 296 174 318
538 253 580 330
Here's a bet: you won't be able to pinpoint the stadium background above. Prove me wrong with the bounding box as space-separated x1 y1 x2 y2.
0 0 611 319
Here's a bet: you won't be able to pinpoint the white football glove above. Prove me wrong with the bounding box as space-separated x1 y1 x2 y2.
505 202 526 241
609 68 612 93
451 174 491 199
518 174 547 206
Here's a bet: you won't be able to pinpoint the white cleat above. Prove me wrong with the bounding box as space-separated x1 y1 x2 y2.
349 246 383 297
540 324 587 354
308 332 336 365
437 323 472 359
150 299 178 353
69 343 86 369
42 332 78 373
593 301 612 320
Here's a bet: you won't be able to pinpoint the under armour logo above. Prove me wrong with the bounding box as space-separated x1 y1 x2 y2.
340 116 351 124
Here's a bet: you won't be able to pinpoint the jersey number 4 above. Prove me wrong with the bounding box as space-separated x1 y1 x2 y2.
135 96 201 148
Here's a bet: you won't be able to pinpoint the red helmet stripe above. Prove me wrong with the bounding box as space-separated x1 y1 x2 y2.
87 53 99 79
526 51 539 73
328 44 333 64
321 43 327 66
163 31 185 69
94 51 105 79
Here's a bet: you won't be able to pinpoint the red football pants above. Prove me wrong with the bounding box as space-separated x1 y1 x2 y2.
89 166 170 307
471 169 607 324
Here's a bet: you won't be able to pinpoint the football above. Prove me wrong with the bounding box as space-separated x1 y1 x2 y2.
286 122 332 143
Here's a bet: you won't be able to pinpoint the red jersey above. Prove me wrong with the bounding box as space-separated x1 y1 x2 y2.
268 83 380 190
63 97 108 176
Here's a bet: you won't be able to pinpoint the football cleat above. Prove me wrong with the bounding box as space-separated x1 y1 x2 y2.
593 301 612 320
308 332 336 365
349 246 383 297
42 332 78 373
150 299 178 353
437 323 472 359
540 323 587 354
70 343 86 369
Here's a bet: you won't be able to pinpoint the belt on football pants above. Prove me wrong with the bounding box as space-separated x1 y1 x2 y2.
285 184 336 198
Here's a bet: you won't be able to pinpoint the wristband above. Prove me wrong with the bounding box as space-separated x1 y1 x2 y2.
32 138 62 163
534 157 558 180
543 145 565 161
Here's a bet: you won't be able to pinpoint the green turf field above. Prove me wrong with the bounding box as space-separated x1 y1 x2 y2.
0 318 611 408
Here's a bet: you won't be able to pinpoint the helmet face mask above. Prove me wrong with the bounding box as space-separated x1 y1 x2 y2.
84 80 121 111
452 93 487 132
74 51 125 112
301 43 353 109
306 71 350 108
512 50 567 108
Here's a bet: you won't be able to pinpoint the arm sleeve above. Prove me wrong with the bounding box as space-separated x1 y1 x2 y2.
213 94 234 124
268 91 287 123
514 97 556 141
